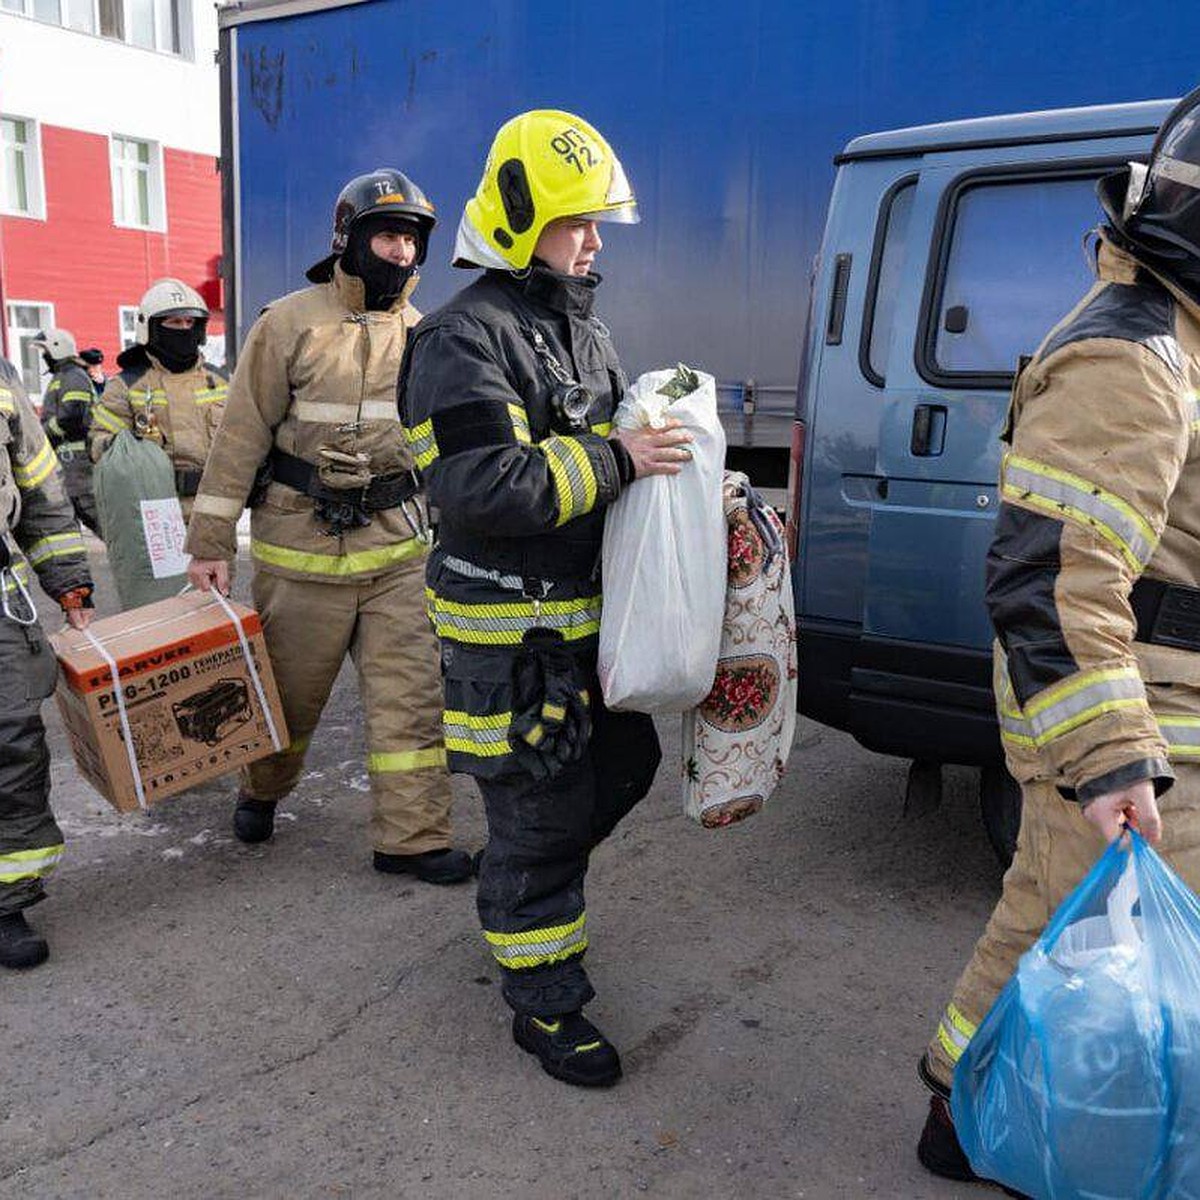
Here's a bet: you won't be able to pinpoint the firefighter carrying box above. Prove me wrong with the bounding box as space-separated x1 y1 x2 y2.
51 592 288 812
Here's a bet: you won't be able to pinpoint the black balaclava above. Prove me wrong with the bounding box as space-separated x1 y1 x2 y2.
341 214 422 311
148 317 207 373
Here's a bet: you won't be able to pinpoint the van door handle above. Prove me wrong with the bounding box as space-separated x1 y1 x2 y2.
911 404 947 456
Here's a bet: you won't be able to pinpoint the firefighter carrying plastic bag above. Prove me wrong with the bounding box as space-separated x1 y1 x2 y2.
682 473 797 827
953 830 1200 1200
598 365 726 712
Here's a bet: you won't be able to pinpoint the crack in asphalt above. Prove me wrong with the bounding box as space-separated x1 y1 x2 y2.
0 929 477 1184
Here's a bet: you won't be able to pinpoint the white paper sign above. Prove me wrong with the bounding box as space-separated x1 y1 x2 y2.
140 497 189 579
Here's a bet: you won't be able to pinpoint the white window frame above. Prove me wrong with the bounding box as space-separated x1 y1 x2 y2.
1 0 189 56
1 114 46 220
109 133 166 231
5 300 56 404
118 305 139 349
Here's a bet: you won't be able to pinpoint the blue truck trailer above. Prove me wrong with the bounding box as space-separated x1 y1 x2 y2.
217 0 1200 487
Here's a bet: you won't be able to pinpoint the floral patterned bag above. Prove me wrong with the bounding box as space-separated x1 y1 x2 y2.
682 473 797 827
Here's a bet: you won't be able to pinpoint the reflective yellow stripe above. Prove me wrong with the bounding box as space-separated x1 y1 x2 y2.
589 421 613 437
484 913 587 969
998 664 1146 750
936 1003 977 1065
542 435 598 526
0 843 64 883
1002 452 1157 573
0 389 14 417
283 734 312 756
542 702 566 722
443 710 512 758
194 387 227 405
91 403 127 434
27 531 86 566
296 399 396 423
403 419 439 470
13 439 57 489
191 492 244 520
61 390 93 403
429 593 602 645
367 747 447 774
1190 394 1200 433
508 403 532 444
250 536 427 577
1157 714 1200 758
131 388 169 408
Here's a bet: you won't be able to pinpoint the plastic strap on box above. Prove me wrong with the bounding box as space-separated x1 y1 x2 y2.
83 627 147 810
209 588 283 752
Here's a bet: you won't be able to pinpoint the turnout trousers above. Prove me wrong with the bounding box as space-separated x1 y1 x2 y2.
241 554 453 855
0 615 63 915
475 692 661 1016
923 769 1200 1093
57 446 99 538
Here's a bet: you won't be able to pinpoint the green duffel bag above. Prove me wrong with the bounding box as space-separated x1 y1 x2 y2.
93 431 188 610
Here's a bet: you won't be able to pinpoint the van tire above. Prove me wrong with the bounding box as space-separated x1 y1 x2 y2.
979 765 1022 868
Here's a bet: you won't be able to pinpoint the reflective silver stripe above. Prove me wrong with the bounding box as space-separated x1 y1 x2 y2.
487 925 587 964
1159 715 1200 756
542 436 596 525
27 532 86 565
1155 153 1200 191
507 403 532 444
192 493 244 519
403 419 438 469
1022 669 1146 745
0 846 63 882
441 553 526 592
1003 454 1157 571
295 399 397 423
431 602 601 643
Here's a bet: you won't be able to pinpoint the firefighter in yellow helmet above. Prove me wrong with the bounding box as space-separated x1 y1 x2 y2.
89 279 228 520
399 111 693 1086
184 169 472 886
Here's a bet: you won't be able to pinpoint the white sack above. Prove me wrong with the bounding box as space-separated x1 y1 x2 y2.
598 368 726 712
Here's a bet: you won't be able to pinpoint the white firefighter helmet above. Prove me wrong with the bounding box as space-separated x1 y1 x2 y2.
135 278 208 345
32 328 77 360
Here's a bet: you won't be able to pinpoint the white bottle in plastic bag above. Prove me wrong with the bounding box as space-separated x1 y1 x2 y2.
598 368 727 712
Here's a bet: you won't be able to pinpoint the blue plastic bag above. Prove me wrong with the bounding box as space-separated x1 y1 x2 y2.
952 830 1200 1200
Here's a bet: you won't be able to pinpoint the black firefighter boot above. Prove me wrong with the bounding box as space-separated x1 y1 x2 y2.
373 848 475 885
512 1011 623 1088
0 911 49 969
233 794 277 844
917 1095 1031 1199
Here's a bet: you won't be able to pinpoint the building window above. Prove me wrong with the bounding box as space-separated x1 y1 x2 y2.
119 306 139 348
6 301 55 402
110 135 164 230
2 0 187 57
1 116 44 219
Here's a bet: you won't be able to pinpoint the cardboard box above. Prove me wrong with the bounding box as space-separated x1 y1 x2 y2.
51 592 289 812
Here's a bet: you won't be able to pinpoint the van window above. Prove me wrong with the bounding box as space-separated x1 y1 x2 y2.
929 174 1100 381
862 178 916 385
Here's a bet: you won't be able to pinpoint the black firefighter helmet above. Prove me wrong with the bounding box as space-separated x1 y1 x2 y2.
306 168 437 283
1100 86 1200 272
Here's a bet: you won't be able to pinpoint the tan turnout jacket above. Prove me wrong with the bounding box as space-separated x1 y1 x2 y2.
990 236 1200 803
184 264 423 581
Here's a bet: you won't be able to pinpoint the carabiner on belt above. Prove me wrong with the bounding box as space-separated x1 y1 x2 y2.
0 566 38 626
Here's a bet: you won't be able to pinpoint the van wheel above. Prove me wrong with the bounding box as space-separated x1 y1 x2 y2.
979 765 1022 868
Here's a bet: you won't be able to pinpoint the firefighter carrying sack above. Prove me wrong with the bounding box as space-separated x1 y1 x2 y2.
598 365 726 713
953 830 1200 1200
94 430 189 610
682 473 797 827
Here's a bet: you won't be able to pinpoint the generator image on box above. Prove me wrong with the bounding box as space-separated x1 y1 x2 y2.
172 678 253 745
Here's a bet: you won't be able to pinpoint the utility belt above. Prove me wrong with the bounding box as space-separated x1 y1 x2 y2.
436 529 600 593
1132 577 1200 651
266 447 423 539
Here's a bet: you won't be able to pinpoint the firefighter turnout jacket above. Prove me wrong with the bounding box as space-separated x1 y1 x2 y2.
0 361 91 909
41 358 95 454
89 348 228 514
399 265 631 776
988 234 1200 802
185 263 425 578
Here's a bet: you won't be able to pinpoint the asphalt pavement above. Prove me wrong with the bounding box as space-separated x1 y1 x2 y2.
1 541 1007 1199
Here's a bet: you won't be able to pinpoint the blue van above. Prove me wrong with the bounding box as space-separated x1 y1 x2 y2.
787 100 1173 859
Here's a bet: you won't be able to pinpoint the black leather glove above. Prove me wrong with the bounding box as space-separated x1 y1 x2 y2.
508 627 592 780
